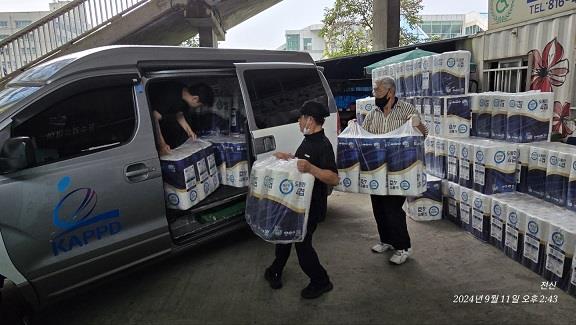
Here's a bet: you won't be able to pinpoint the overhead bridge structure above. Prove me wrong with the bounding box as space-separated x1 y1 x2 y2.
0 0 282 83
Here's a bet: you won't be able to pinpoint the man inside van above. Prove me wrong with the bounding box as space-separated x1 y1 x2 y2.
362 76 427 265
264 101 339 299
152 83 215 155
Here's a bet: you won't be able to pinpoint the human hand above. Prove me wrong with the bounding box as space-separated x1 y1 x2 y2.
409 114 421 127
185 128 197 140
158 142 171 156
274 152 293 160
297 159 313 173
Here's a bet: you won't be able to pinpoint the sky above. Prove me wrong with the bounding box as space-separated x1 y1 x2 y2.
0 0 489 49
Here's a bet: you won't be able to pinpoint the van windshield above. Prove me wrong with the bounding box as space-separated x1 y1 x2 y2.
0 86 40 119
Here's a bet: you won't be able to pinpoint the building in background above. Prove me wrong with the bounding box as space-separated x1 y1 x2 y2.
276 24 325 61
416 11 488 40
0 1 71 40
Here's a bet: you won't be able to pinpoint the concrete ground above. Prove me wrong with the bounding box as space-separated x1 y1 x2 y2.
6 192 576 324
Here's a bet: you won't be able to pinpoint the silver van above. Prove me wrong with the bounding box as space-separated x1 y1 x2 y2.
0 45 337 310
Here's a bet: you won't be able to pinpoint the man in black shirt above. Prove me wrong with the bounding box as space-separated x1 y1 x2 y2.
264 101 339 299
152 82 214 155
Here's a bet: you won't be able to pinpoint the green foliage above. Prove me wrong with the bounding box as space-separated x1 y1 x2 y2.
320 0 423 58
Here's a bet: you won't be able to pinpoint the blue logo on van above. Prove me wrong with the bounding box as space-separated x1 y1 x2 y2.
429 206 440 216
552 232 564 246
370 180 379 190
51 177 121 256
280 179 294 194
528 221 539 235
528 100 538 111
400 181 410 190
494 151 506 164
458 125 468 133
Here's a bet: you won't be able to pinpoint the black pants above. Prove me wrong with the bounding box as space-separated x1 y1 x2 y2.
370 195 411 250
270 219 330 286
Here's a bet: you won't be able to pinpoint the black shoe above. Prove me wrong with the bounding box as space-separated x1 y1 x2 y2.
301 281 333 299
264 268 282 289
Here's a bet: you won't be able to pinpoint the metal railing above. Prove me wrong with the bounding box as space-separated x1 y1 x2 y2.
0 0 151 80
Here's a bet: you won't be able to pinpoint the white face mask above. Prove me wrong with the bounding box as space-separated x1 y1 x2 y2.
302 117 313 135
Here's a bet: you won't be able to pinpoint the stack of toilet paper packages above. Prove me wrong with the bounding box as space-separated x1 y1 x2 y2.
161 139 220 210
245 157 315 243
431 51 470 96
202 135 249 188
420 96 471 138
336 120 426 196
470 91 553 142
355 97 376 126
489 192 576 292
407 175 442 221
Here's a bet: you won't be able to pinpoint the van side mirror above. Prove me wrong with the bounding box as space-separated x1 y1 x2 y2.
0 137 36 174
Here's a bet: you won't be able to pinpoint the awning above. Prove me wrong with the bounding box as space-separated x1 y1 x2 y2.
364 48 437 74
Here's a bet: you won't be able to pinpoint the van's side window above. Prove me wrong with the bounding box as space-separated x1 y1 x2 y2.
13 85 135 167
244 68 328 129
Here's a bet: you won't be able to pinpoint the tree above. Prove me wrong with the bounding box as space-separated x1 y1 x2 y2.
181 35 200 47
320 0 423 58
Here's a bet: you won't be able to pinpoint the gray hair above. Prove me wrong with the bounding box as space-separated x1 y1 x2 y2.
373 75 396 90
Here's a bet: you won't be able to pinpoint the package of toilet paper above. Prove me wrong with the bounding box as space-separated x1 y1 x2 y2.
245 157 315 243
425 136 436 176
545 148 574 206
544 218 576 291
458 140 474 189
434 137 447 179
395 63 405 98
506 92 527 143
421 56 433 97
523 92 554 142
404 60 415 97
161 139 207 190
203 136 227 183
358 135 388 195
447 139 460 183
504 204 527 262
432 51 470 96
414 58 423 97
336 121 363 193
447 181 461 226
516 143 531 193
476 94 493 138
491 93 508 140
523 210 551 276
567 153 576 211
477 142 518 195
407 175 442 221
490 196 508 250
443 96 471 137
459 187 473 232
356 97 376 126
472 191 492 242
224 138 249 188
385 121 426 196
528 144 549 199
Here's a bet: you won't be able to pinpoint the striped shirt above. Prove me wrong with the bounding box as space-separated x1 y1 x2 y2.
362 98 427 136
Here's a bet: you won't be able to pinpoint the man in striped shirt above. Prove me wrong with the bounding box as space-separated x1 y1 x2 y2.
363 75 427 265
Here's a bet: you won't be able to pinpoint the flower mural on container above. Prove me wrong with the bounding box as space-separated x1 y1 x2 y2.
528 38 570 92
552 101 573 138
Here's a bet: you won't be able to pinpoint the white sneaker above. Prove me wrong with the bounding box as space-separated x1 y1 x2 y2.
371 242 394 253
389 248 412 265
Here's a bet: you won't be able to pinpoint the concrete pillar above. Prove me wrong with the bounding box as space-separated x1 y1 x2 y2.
199 27 218 47
372 0 387 51
373 0 400 50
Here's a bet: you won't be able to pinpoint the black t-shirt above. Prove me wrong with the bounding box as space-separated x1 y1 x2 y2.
294 129 337 223
157 100 190 149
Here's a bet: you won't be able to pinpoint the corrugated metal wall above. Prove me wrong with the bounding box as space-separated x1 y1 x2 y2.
464 12 576 116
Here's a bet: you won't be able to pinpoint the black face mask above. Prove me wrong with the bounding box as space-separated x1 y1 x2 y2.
375 96 390 109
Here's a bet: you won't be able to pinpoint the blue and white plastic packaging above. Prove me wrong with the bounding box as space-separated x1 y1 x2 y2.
545 148 574 206
459 187 473 232
432 51 470 96
446 139 460 183
407 175 442 221
404 60 415 97
414 57 423 97
472 191 492 242
490 197 508 250
490 93 507 140
527 144 549 199
386 122 426 196
356 97 376 126
421 55 433 97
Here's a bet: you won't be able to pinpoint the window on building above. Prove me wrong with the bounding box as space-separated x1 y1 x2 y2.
12 85 136 166
15 20 32 29
0 21 7 28
244 68 328 129
286 34 300 51
483 57 529 93
0 34 8 40
303 38 313 51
